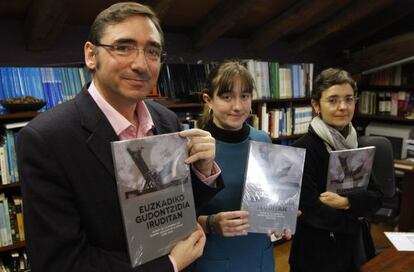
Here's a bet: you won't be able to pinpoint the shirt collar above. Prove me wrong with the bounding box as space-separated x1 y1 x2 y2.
87 80 154 137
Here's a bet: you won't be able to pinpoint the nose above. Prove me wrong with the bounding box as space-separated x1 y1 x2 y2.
338 99 349 110
232 97 242 110
130 49 149 72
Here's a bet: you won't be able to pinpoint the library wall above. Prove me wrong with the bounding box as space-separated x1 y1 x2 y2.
0 20 315 66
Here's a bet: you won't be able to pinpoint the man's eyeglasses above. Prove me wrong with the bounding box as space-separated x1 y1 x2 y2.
320 96 358 107
94 43 167 62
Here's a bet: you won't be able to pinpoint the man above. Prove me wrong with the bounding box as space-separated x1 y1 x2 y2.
17 2 222 272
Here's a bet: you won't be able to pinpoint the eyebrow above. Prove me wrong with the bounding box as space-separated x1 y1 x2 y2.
326 94 353 98
112 38 162 49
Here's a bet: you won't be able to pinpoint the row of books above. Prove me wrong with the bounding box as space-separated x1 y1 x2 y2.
0 66 91 112
0 61 314 113
157 63 215 100
0 123 27 186
0 250 29 272
358 90 414 117
156 61 314 101
364 63 414 86
252 103 313 138
0 194 24 247
246 60 314 100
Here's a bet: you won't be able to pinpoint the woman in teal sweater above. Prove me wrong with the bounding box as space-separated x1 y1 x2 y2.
195 61 283 272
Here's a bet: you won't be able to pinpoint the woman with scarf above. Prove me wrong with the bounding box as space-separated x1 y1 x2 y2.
289 68 382 272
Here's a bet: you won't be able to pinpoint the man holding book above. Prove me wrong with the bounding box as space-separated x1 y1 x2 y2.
17 2 222 272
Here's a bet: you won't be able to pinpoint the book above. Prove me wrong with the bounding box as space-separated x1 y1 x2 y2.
394 159 414 170
240 141 306 234
326 146 376 195
384 232 414 251
111 132 197 267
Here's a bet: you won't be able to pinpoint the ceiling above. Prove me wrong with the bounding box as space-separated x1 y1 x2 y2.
1 0 414 72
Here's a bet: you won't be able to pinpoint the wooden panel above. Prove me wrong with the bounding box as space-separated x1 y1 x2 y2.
191 0 256 50
0 0 31 17
161 0 221 27
248 0 349 50
399 170 414 232
347 32 414 73
24 0 72 51
359 246 414 272
290 0 394 53
227 0 294 37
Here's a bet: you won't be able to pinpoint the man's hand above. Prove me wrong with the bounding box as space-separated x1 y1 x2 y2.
213 210 250 237
179 129 215 176
170 223 206 271
319 191 350 210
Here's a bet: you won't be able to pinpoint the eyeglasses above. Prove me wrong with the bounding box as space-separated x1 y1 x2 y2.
94 43 167 62
320 96 359 107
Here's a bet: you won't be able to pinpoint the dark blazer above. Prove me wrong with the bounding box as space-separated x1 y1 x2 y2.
289 128 382 272
17 89 221 272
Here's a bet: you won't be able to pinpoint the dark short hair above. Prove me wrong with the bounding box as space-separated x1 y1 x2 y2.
88 2 164 48
312 68 357 101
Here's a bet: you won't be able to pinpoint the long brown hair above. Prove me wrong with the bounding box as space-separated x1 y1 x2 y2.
198 61 256 129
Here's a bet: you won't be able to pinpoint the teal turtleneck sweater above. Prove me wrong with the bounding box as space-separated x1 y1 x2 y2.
196 120 274 272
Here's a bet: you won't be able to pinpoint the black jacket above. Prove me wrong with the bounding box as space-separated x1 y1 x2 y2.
17 89 222 272
289 128 382 272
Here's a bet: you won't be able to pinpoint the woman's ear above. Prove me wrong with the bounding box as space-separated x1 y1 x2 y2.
202 93 212 105
311 99 320 115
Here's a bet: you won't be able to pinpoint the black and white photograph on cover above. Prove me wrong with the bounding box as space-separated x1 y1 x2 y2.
326 146 376 195
113 132 190 198
241 141 306 234
111 132 197 267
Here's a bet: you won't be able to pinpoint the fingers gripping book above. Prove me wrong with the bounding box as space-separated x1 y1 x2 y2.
111 132 197 267
241 141 306 234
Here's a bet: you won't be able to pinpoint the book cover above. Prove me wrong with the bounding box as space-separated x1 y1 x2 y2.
240 141 306 234
326 146 376 195
111 132 197 267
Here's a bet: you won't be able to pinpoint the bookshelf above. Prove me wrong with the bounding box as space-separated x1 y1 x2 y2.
253 97 313 143
354 63 414 135
0 60 314 271
0 114 28 271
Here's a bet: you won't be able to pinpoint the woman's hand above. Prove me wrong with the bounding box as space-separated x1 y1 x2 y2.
212 210 250 237
270 229 292 241
319 191 350 210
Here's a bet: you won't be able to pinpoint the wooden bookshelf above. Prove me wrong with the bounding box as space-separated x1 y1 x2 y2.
358 84 414 92
0 111 39 121
164 102 203 109
0 241 26 253
0 182 20 190
253 97 311 104
354 113 414 123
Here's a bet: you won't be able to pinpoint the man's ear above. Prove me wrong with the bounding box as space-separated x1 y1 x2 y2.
84 42 96 70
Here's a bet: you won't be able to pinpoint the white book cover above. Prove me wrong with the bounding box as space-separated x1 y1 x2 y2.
385 232 414 251
241 141 306 234
111 132 196 267
326 146 375 195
